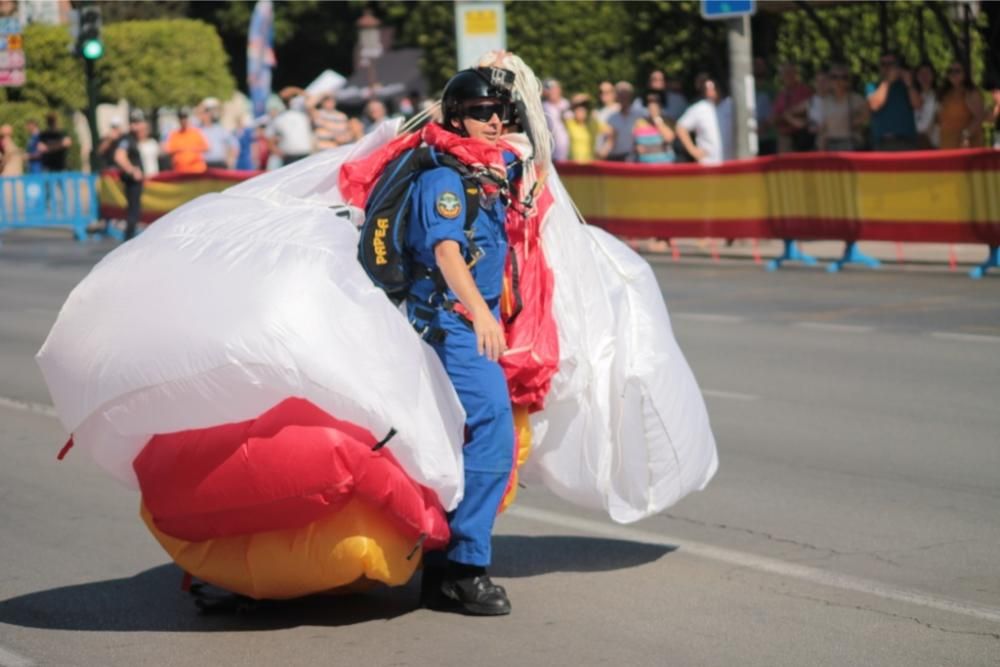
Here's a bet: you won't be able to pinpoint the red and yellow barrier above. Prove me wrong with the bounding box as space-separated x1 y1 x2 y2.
557 149 1000 246
98 169 261 224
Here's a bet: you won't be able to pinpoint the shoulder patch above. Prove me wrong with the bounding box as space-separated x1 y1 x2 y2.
436 191 462 219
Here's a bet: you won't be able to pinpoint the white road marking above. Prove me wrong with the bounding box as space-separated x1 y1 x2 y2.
674 312 746 324
0 396 57 418
0 645 34 667
509 505 1000 626
702 389 759 401
930 331 1000 344
792 322 874 333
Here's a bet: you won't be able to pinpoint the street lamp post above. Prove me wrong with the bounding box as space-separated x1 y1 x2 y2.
357 9 383 92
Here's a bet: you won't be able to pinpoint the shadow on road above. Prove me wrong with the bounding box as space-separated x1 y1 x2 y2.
492 534 675 578
0 536 672 632
0 564 420 632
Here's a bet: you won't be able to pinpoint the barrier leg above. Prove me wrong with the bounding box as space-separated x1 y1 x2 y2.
969 245 999 280
766 239 818 271
827 241 881 273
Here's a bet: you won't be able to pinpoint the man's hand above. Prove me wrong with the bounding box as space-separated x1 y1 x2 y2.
689 146 707 162
471 305 507 361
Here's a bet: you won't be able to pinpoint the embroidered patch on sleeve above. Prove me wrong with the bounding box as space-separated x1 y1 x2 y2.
436 192 462 219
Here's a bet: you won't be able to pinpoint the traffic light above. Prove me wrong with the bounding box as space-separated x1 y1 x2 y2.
77 6 103 60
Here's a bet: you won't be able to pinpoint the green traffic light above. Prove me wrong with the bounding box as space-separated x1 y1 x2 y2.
81 39 104 60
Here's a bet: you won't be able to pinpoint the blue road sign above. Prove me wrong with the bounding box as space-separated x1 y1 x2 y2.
701 0 756 21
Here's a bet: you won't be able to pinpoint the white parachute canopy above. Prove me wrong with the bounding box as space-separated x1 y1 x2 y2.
37 123 467 511
36 119 717 523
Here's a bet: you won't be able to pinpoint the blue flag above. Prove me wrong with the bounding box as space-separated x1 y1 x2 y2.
247 0 276 118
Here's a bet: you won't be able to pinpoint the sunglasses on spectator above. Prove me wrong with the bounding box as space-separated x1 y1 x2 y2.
880 59 896 67
463 102 512 123
831 74 849 80
947 67 963 75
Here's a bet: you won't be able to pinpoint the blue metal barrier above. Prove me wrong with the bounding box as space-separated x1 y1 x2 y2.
0 172 102 242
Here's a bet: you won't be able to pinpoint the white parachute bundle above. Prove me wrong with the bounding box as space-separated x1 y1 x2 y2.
38 116 717 524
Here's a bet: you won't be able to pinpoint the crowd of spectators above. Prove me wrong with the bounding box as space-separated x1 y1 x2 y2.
2 54 999 179
540 53 1000 166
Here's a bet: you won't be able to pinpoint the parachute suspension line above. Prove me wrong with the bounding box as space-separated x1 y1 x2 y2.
372 427 397 451
405 533 428 560
398 102 441 137
56 436 74 460
477 51 552 170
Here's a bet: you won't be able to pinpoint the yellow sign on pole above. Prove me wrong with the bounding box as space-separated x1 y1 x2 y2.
455 1 505 69
465 10 497 35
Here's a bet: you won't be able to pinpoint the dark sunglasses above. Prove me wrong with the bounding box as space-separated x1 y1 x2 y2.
879 60 896 67
831 74 849 80
947 68 963 75
463 102 512 123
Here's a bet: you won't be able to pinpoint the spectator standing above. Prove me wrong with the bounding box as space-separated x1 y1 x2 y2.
937 61 985 149
989 79 1000 148
24 118 42 173
542 78 571 161
632 93 676 163
635 70 687 122
675 73 724 166
866 52 920 151
0 123 24 176
772 63 813 153
817 64 868 151
270 95 314 164
198 99 238 169
137 127 160 177
807 69 831 149
164 108 209 173
913 62 939 148
113 110 148 241
564 94 606 163
360 99 389 136
38 112 72 172
311 93 354 150
595 80 619 123
233 114 256 171
96 118 124 170
754 57 777 155
601 81 644 161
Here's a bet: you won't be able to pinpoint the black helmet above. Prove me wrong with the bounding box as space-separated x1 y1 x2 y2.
441 66 516 131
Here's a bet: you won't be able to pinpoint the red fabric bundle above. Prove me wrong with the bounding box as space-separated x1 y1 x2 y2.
133 397 449 548
501 185 559 412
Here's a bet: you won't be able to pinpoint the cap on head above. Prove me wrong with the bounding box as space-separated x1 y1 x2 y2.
129 109 145 124
441 66 515 131
109 117 122 128
178 106 191 118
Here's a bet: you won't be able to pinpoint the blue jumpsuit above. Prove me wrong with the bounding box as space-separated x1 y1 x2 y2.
406 161 514 568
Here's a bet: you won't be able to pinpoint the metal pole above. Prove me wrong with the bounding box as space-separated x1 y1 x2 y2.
84 57 99 174
728 14 756 158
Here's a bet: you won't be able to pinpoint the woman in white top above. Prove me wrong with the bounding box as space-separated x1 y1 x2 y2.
913 62 938 148
817 64 868 152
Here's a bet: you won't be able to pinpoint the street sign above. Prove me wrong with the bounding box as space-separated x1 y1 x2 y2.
0 15 24 87
701 0 756 21
454 1 506 70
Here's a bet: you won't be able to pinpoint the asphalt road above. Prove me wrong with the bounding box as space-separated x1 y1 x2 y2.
1 231 998 667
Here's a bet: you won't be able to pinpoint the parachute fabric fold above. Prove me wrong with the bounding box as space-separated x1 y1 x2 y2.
526 174 718 523
36 124 467 511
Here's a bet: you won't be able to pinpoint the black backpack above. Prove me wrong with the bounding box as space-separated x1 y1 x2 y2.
357 146 480 304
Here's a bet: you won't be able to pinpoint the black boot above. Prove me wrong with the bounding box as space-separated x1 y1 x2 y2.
422 562 511 616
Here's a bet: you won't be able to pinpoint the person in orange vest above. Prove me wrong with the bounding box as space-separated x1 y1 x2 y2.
163 108 209 173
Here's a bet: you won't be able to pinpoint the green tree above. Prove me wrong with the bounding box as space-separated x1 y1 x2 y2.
774 1 987 87
96 19 236 110
13 24 86 111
